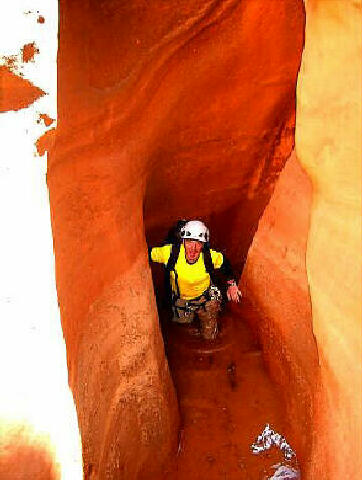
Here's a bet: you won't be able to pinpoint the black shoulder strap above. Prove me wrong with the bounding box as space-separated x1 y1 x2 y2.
166 242 215 276
165 242 181 300
203 243 216 282
166 242 181 272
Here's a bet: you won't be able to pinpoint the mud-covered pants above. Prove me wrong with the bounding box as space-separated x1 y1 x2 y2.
172 292 221 340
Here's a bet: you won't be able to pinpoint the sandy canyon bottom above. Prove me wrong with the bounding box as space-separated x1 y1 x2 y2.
159 301 298 480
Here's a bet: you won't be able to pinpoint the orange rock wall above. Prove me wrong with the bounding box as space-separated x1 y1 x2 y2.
0 65 44 112
296 0 361 477
7 0 354 478
241 152 319 470
242 1 361 478
52 1 305 478
0 430 59 480
48 156 179 479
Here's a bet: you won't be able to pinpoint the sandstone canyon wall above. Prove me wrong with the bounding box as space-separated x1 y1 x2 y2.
241 151 319 470
2 0 360 478
242 0 361 478
50 1 305 478
0 3 83 479
296 0 361 477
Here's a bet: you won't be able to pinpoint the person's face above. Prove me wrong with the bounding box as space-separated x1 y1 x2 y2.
184 239 203 263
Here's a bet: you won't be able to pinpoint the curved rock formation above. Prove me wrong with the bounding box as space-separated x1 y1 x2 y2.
0 65 44 112
51 1 305 478
242 1 361 478
0 7 82 480
241 151 319 471
0 429 59 480
296 1 361 477
46 0 360 478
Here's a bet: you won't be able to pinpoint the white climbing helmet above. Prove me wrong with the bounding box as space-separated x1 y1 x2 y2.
180 220 209 243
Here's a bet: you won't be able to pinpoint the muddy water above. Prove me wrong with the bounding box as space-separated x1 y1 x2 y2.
161 301 294 479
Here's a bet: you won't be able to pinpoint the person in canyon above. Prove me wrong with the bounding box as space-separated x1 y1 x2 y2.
149 220 242 340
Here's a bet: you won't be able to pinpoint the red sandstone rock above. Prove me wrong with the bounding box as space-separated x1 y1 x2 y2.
51 1 304 478
296 1 361 478
0 0 356 478
241 151 319 471
38 113 55 127
0 433 59 480
21 42 39 63
36 127 56 156
0 66 44 112
243 2 361 478
47 0 361 479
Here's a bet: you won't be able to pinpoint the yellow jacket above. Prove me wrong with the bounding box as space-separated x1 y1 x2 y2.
150 244 223 300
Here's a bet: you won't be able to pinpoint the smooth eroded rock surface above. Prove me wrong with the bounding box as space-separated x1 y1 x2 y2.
0 65 44 112
52 1 304 478
243 1 361 478
49 0 360 479
296 0 361 477
241 151 319 471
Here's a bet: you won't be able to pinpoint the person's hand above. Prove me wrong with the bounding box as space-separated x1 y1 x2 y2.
226 282 242 303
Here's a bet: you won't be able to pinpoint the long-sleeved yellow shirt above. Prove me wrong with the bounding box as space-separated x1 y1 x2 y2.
150 243 223 300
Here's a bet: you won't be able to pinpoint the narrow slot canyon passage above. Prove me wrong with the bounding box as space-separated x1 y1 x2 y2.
144 151 311 479
144 142 316 479
45 0 360 479
157 302 289 479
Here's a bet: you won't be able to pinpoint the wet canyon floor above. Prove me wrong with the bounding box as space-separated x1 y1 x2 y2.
160 301 294 480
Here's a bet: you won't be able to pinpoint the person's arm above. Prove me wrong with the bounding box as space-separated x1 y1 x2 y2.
211 250 242 303
219 256 234 280
148 244 172 265
221 257 242 303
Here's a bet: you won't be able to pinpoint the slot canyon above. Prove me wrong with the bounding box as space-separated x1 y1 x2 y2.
0 0 360 479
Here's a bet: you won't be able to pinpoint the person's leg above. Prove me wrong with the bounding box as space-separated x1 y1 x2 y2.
197 300 221 340
172 298 195 324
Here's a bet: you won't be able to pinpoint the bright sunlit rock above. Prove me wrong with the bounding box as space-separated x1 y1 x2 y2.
0 2 83 479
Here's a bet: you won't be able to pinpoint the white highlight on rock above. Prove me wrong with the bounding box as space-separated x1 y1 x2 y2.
0 2 83 479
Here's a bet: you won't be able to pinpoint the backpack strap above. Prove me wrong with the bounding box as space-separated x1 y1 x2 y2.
165 242 217 301
203 243 216 285
166 241 181 273
165 242 181 300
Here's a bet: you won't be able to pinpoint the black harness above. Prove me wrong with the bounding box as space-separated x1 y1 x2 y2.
164 242 217 315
